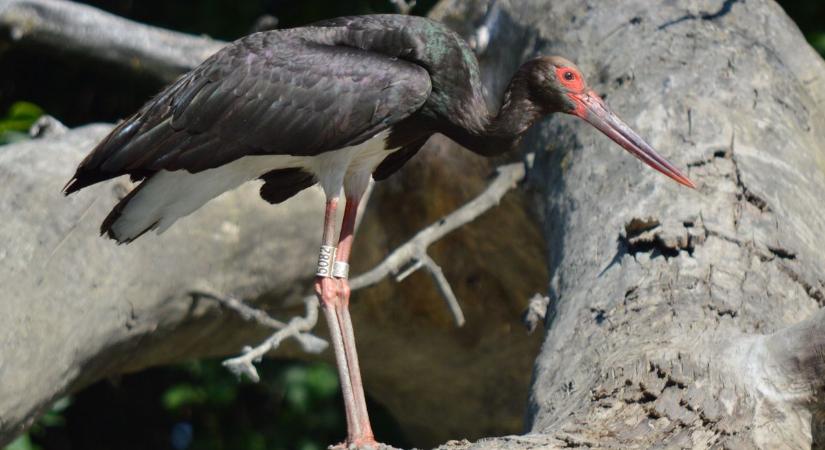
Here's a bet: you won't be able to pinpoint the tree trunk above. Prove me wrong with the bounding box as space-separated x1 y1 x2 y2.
0 2 546 447
0 124 324 440
433 0 825 448
4 0 825 448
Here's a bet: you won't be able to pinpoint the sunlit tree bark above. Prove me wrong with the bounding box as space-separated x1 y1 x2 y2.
433 0 825 447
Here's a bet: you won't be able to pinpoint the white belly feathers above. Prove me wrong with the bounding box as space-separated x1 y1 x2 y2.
108 131 397 242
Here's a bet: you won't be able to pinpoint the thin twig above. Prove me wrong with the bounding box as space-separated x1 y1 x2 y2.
395 259 424 282
350 162 525 290
388 0 416 15
208 160 526 378
420 253 465 326
191 289 289 328
348 161 527 326
522 293 550 333
221 297 324 382
191 290 327 363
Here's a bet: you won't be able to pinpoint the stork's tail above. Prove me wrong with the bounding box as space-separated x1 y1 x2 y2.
100 181 159 244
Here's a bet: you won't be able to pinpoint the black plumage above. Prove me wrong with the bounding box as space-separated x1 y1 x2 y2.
64 14 694 448
259 168 316 204
64 15 490 189
65 13 692 242
66 25 434 191
64 15 506 241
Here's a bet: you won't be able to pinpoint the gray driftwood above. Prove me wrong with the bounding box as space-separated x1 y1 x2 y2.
0 124 324 439
431 0 825 448
0 0 224 82
3 0 825 448
0 1 544 446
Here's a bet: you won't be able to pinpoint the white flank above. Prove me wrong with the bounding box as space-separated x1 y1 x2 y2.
109 131 397 241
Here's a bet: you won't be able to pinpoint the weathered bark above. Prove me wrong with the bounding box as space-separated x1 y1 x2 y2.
0 124 324 440
432 0 825 448
0 1 546 447
0 0 223 82
7 0 824 448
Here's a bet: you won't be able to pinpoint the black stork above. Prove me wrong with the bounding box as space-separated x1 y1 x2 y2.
64 14 694 448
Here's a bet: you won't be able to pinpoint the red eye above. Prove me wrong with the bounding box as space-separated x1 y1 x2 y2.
555 67 584 91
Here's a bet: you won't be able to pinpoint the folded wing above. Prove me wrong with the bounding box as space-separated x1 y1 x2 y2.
64 32 432 194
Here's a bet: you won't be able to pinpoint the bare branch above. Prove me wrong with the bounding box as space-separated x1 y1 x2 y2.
350 161 526 290
222 297 324 382
202 161 524 381
389 0 416 15
191 289 327 379
395 259 424 282
522 293 549 334
468 0 502 55
348 161 527 325
747 307 825 407
420 253 465 326
0 0 224 81
190 289 289 329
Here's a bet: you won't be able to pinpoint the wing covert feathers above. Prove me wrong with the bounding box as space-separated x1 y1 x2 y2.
64 31 431 194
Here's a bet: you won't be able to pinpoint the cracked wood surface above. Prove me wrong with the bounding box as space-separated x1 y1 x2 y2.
0 125 324 441
433 0 825 448
0 0 225 82
0 3 547 446
3 0 825 448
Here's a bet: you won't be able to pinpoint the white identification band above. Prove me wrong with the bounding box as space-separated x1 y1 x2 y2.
316 245 337 277
332 261 349 279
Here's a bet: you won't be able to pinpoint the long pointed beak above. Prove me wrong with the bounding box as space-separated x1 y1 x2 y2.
570 91 696 189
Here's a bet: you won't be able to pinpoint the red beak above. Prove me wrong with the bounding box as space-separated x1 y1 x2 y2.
570 91 696 189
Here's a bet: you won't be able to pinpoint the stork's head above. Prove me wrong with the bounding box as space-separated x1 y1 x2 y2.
526 56 695 188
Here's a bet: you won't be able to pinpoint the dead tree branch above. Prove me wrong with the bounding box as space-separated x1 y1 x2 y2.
218 160 528 379
751 307 825 406
430 0 825 447
389 0 416 15
349 161 527 325
221 297 323 382
522 293 549 334
0 0 224 81
190 289 328 356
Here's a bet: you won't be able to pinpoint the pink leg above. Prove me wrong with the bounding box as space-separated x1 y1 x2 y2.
333 195 375 446
313 197 364 444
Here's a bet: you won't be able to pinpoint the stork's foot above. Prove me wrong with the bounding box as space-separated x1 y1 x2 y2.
350 436 380 449
327 438 395 450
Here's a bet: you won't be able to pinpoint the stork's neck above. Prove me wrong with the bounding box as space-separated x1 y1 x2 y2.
444 70 543 157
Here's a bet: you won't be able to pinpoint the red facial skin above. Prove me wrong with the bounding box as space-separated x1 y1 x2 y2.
555 66 587 117
552 66 696 189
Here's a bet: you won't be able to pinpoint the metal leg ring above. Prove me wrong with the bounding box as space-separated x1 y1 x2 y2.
316 245 337 277
332 261 350 279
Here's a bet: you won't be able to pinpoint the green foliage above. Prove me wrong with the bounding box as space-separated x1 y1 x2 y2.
4 433 41 450
162 383 209 410
155 359 350 450
777 0 825 56
14 359 407 450
281 363 340 414
4 435 40 450
809 32 825 56
3 1 821 448
0 101 43 145
161 360 238 412
36 397 71 428
3 397 71 450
